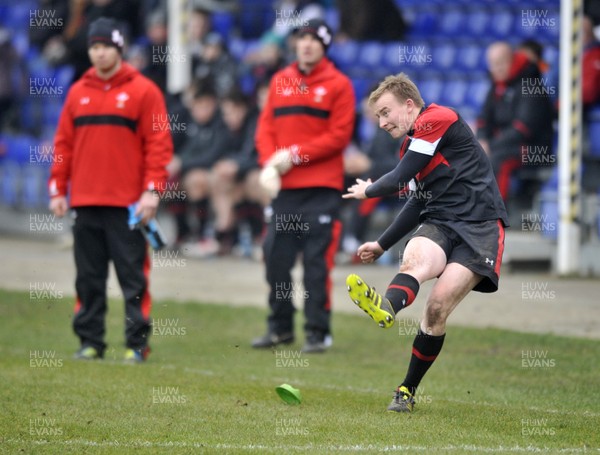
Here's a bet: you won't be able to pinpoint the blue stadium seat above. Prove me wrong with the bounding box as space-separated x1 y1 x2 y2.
454 42 484 71
588 106 600 157
240 72 256 96
4 134 34 164
407 8 438 38
517 6 559 40
237 4 272 39
539 196 559 239
488 8 514 38
419 77 444 105
28 55 54 80
323 8 340 33
541 9 560 40
11 29 29 57
53 65 74 96
357 42 384 69
329 41 359 71
464 9 490 38
430 43 456 71
211 11 234 39
0 160 22 207
537 166 559 240
228 37 248 60
4 2 32 29
543 45 559 69
441 79 468 107
42 99 64 131
438 8 466 36
351 78 372 103
22 164 49 208
465 79 490 111
0 5 9 26
383 42 403 72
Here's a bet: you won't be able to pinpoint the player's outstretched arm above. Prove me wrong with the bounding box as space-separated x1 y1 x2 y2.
376 196 426 251
364 150 433 198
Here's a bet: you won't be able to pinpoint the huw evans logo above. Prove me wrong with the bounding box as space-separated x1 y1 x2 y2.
398 46 432 64
521 10 557 29
29 9 63 28
30 350 63 368
521 350 556 368
521 281 556 300
274 350 309 368
521 213 555 233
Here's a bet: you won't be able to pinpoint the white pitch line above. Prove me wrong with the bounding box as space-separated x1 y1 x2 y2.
2 439 595 453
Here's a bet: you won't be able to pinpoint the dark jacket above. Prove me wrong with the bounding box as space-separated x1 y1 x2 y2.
179 111 230 172
222 108 260 177
477 52 554 155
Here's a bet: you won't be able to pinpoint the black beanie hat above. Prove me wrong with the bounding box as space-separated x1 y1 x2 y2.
295 19 333 52
88 17 125 52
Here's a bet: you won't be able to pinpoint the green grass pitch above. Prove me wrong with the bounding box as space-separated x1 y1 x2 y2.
0 288 598 454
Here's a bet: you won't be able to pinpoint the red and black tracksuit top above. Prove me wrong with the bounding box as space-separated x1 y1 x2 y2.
49 63 173 207
255 57 355 191
368 104 509 225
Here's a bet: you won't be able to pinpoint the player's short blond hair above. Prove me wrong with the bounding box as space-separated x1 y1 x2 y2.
368 73 425 108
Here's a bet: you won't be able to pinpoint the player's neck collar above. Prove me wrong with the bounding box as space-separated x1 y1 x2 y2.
407 106 428 136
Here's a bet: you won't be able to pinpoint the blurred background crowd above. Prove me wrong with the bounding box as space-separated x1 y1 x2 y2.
1 0 599 262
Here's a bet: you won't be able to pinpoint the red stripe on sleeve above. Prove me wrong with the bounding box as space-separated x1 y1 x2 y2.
416 152 449 180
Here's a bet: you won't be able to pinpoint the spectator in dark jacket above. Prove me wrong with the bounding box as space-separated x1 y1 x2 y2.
210 90 268 255
173 81 229 253
192 32 239 98
477 41 554 201
336 0 407 42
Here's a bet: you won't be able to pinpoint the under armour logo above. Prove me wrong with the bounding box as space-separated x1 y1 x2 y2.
485 258 494 266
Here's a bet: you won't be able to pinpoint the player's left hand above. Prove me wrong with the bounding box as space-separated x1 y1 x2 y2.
357 241 384 264
136 190 160 224
342 178 372 200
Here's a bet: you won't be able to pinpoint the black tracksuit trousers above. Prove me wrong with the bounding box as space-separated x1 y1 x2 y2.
72 206 151 356
262 188 341 337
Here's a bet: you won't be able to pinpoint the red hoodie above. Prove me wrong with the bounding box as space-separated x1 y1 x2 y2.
255 57 355 191
49 63 173 207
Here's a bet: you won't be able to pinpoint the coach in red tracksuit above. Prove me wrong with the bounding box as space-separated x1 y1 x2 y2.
48 18 173 362
252 19 355 353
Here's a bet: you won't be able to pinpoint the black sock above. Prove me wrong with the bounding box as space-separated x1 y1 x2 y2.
235 201 264 238
401 329 445 396
384 273 420 313
194 199 209 238
168 200 190 240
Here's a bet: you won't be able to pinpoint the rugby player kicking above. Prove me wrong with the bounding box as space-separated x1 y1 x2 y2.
343 73 508 412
